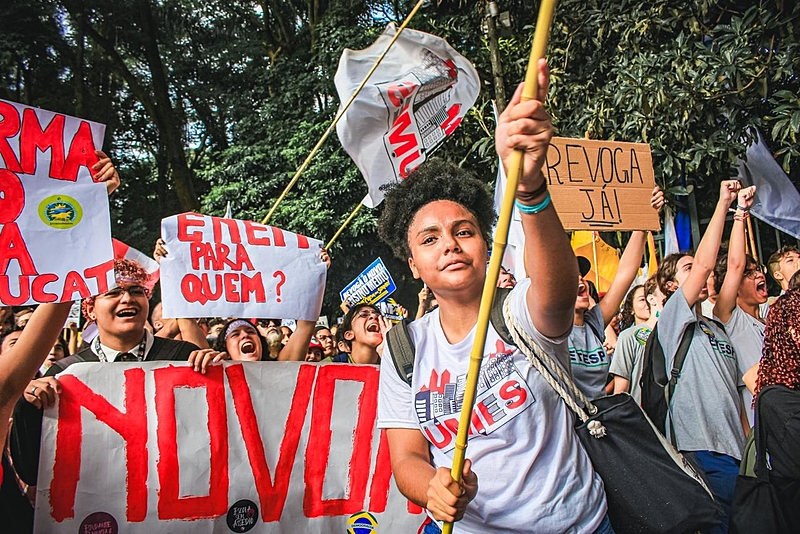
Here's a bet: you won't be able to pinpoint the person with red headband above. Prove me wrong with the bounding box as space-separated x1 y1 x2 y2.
10 258 200 490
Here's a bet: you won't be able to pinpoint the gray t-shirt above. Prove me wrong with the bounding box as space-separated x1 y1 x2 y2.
568 305 608 399
659 288 745 459
714 305 765 427
608 324 651 403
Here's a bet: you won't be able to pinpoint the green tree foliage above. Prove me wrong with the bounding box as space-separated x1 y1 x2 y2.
1 0 797 317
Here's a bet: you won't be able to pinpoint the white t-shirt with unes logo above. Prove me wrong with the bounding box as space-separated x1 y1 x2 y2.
377 280 606 534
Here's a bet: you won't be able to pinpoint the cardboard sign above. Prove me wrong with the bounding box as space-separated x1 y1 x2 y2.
35 362 425 533
160 213 326 321
544 137 660 231
339 258 396 306
0 99 114 305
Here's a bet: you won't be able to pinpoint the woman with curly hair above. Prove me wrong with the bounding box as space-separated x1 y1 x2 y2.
754 286 800 400
375 62 609 534
739 284 800 529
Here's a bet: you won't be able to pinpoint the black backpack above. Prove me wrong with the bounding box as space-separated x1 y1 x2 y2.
639 322 693 445
387 288 514 386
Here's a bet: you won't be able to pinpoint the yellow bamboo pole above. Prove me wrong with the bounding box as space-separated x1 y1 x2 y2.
261 0 427 225
325 202 363 250
442 1 557 532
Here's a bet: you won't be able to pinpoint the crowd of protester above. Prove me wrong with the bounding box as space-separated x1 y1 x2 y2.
2 86 799 533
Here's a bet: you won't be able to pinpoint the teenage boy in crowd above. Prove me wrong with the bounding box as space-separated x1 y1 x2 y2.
767 244 800 296
376 63 610 534
10 259 200 487
712 186 765 427
655 180 749 534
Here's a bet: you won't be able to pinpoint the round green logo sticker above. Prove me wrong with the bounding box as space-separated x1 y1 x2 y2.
39 195 83 229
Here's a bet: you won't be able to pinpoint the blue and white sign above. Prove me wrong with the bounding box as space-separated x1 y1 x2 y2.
339 257 396 305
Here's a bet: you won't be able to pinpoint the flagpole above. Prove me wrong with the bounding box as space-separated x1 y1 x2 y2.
442 1 557 532
260 0 427 225
591 230 600 289
325 202 363 250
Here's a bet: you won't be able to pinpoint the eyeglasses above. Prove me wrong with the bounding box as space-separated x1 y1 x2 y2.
355 308 379 320
316 334 333 341
744 265 766 279
97 285 148 299
258 319 281 328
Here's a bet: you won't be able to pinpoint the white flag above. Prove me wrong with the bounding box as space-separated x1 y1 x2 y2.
663 206 680 256
737 130 800 240
335 23 480 206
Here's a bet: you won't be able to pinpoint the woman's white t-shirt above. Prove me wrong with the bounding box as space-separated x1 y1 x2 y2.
377 279 606 533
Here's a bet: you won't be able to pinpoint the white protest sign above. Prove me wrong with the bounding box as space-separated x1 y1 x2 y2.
160 213 326 320
35 362 425 533
0 99 113 305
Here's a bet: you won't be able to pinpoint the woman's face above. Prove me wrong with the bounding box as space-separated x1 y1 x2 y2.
406 200 487 299
632 286 650 323
225 323 262 361
345 307 383 349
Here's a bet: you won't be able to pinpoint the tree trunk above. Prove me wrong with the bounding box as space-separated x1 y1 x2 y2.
137 0 200 211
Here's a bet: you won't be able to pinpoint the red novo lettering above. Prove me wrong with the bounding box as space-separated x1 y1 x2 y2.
19 109 66 179
51 369 148 522
154 365 229 520
0 101 22 172
367 429 392 514
226 363 316 522
303 365 379 518
498 379 527 410
0 169 25 223
177 213 205 242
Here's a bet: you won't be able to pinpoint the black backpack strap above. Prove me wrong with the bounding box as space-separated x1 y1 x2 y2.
666 322 696 447
388 288 514 387
387 319 416 386
490 287 514 346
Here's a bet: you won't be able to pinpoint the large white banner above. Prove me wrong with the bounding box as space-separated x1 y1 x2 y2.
334 23 480 207
0 99 113 305
160 214 326 320
35 362 425 533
